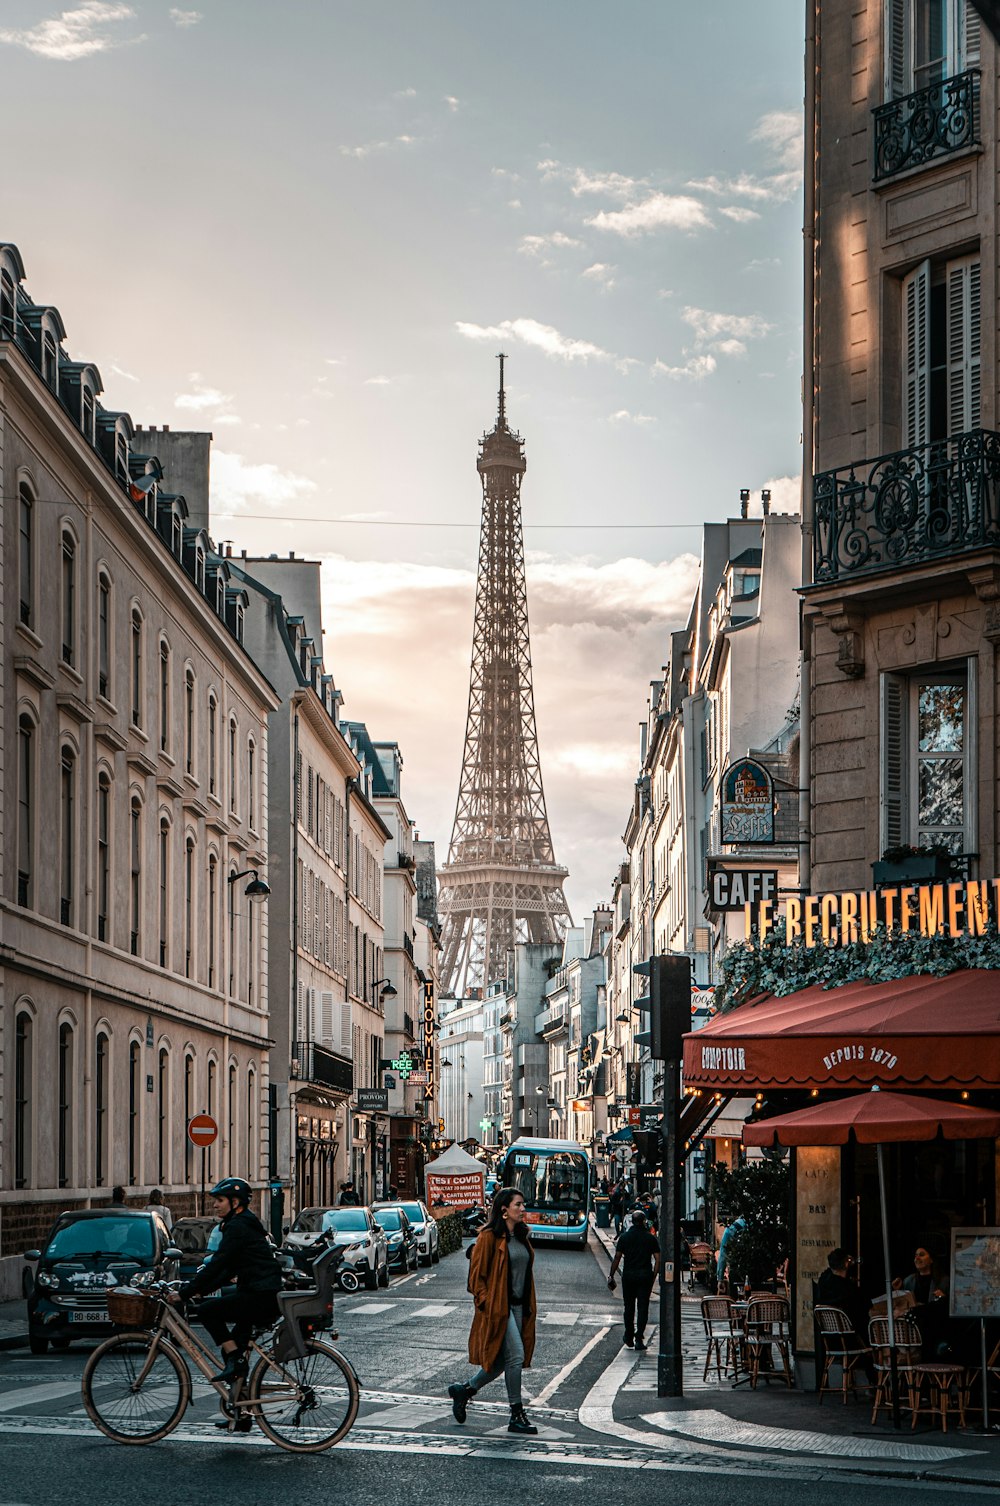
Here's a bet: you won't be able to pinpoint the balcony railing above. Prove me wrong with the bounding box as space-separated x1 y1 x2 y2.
291 1041 353 1095
873 69 979 182
813 429 1000 585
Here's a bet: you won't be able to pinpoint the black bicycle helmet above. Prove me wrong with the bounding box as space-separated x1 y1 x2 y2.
210 1177 252 1206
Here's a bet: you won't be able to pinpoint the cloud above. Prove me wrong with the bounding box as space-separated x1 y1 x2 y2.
340 135 418 159
364 375 392 386
491 167 521 182
321 550 700 914
174 373 234 411
211 451 317 514
455 316 631 369
609 409 655 425
753 109 804 169
581 262 617 290
518 231 583 257
688 107 803 205
394 86 417 98
538 160 645 200
0 2 139 60
443 95 459 111
324 356 344 366
213 413 242 426
759 473 801 515
680 306 772 347
745 257 782 272
719 205 761 223
110 361 138 382
586 193 710 237
168 7 201 25
652 353 717 381
508 199 522 209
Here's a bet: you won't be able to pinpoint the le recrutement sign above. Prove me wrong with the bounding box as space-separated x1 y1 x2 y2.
742 877 1000 949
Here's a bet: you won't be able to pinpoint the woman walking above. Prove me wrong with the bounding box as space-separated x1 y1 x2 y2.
448 1188 538 1435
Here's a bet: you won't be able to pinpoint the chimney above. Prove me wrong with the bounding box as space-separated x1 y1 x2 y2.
761 488 771 516
739 488 750 519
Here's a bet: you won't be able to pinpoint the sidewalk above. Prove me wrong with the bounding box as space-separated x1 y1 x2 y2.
0 1298 28 1352
590 1217 1000 1487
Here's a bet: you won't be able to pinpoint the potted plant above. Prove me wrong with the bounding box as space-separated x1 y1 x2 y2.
871 843 954 886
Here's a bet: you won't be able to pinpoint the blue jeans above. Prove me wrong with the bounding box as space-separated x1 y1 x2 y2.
470 1308 524 1406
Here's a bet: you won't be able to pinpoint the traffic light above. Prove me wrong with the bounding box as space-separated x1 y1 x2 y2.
632 1127 663 1168
632 954 692 1061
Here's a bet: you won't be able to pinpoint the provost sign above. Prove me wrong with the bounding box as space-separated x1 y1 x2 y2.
721 758 775 845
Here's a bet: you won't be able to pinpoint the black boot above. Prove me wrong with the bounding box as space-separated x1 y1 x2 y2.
448 1382 476 1423
508 1404 538 1435
212 1352 248 1385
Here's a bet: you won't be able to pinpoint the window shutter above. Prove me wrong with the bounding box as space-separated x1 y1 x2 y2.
961 0 981 68
296 982 306 1045
902 260 930 448
319 991 334 1044
886 0 910 98
339 1003 352 1058
880 673 908 850
947 255 981 435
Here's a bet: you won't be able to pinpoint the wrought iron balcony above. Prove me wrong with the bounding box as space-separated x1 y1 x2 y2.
291 1041 353 1095
873 69 979 182
813 429 1000 585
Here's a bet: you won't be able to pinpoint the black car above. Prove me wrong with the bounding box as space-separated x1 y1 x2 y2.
25 1209 178 1354
372 1205 419 1272
170 1216 221 1284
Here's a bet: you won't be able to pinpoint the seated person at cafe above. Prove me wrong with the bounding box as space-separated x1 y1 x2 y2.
816 1247 871 1341
893 1244 950 1357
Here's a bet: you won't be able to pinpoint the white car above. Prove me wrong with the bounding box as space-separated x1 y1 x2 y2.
283 1206 389 1290
387 1199 440 1266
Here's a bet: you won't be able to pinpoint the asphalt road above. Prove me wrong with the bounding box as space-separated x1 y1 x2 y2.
0 1238 996 1503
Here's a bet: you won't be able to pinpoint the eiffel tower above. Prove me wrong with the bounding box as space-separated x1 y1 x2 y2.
438 356 572 996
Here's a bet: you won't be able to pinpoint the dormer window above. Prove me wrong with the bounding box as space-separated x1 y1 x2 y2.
733 569 760 598
194 544 206 591
42 332 58 390
0 270 14 337
235 602 244 644
216 575 225 614
171 511 182 557
82 385 95 442
115 430 128 481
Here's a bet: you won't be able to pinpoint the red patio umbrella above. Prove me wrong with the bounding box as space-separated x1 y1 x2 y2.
743 1088 1000 1427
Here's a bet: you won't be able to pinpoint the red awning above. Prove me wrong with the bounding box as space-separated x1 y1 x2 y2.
682 970 1000 1092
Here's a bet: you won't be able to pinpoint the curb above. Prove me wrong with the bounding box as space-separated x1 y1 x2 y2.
0 1334 27 1352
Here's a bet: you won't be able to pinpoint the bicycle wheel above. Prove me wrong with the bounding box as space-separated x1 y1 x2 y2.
82 1332 190 1444
249 1340 359 1452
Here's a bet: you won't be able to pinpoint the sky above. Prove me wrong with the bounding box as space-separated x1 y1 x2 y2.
2 0 805 920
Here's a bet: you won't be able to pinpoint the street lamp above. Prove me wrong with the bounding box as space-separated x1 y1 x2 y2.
228 867 270 903
526 1083 545 1136
371 977 397 1006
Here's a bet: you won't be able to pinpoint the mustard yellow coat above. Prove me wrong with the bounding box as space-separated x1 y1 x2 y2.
467 1227 536 1370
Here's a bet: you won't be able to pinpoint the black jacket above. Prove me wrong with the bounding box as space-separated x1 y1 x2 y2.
180 1208 282 1299
816 1268 869 1339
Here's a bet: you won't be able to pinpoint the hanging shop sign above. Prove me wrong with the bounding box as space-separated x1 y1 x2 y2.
422 979 436 1104
709 864 778 912
744 877 998 949
720 758 775 845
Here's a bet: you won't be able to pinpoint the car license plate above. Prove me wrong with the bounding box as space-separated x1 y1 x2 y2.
69 1309 109 1323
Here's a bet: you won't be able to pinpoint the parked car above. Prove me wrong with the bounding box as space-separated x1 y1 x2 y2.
282 1206 388 1290
372 1205 419 1272
25 1209 178 1354
386 1199 439 1266
169 1216 221 1283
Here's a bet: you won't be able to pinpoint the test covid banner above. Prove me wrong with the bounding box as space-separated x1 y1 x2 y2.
425 1169 485 1210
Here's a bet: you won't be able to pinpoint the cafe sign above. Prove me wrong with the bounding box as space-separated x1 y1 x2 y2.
721 758 775 845
745 877 997 948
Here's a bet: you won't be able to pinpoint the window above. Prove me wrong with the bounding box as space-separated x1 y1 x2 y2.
208 855 218 988
228 1063 237 1174
43 330 58 388
185 669 195 774
159 642 170 753
131 610 143 726
228 868 237 994
129 1041 141 1185
158 1049 169 1183
902 254 980 446
208 694 218 795
185 836 194 978
61 533 76 667
82 384 95 442
0 268 14 335
159 820 170 968
247 739 256 830
171 511 182 558
195 543 206 592
184 1055 194 1182
229 718 238 814
115 428 129 481
15 1011 32 1188
881 665 975 854
96 774 110 941
130 798 142 954
885 0 980 97
60 748 75 926
58 1023 73 1188
95 1031 109 1187
207 1059 217 1182
247 888 255 1006
17 715 34 907
98 573 111 699
18 482 33 628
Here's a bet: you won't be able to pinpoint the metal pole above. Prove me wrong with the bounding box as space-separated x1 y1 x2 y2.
200 1145 206 1217
657 1056 682 1397
875 1142 901 1429
982 1317 990 1431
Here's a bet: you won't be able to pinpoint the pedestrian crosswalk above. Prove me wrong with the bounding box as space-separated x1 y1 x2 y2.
342 1297 621 1328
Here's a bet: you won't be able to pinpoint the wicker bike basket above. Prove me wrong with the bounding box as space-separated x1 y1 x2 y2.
107 1288 159 1327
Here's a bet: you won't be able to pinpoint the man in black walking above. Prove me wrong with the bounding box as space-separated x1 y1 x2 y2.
607 1206 660 1350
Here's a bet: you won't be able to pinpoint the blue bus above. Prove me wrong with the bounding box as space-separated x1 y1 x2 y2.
497 1138 591 1248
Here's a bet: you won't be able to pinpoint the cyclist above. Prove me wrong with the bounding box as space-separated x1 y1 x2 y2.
166 1176 281 1384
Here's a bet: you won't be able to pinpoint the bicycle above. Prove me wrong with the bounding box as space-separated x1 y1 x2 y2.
81 1236 360 1452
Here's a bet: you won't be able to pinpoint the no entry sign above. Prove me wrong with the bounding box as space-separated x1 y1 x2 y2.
187 1114 218 1147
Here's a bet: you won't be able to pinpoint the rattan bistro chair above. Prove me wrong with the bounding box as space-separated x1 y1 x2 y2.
814 1305 871 1404
745 1296 794 1389
700 1296 739 1382
868 1315 924 1426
